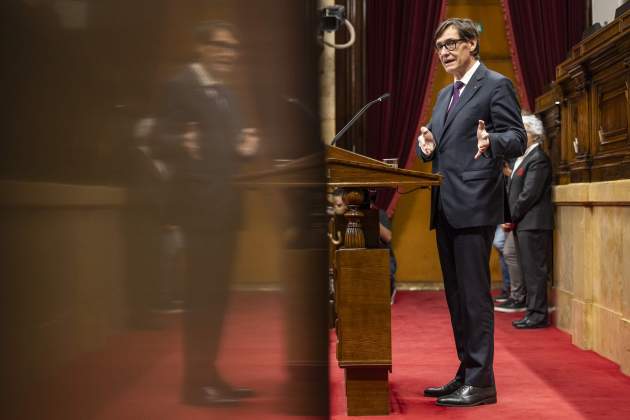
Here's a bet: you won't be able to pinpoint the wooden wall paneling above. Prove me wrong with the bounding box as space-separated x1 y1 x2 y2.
550 9 630 184
590 64 630 181
565 64 593 183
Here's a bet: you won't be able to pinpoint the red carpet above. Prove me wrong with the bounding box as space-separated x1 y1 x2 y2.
13 292 324 420
13 291 630 419
330 291 630 419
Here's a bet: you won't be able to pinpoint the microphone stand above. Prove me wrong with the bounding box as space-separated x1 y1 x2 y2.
331 93 390 147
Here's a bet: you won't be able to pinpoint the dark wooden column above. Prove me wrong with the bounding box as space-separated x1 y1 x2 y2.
535 86 563 185
334 0 367 154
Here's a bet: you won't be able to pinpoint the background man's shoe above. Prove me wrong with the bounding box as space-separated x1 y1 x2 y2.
424 378 462 397
436 385 497 407
494 299 526 313
182 386 240 406
512 316 529 326
493 290 510 303
514 318 549 329
224 386 255 399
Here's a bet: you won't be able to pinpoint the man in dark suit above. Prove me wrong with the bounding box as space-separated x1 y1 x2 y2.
506 114 553 329
416 18 525 406
156 21 258 406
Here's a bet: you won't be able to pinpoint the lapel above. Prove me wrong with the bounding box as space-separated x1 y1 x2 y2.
508 146 539 192
432 88 452 146
442 62 487 135
189 63 230 109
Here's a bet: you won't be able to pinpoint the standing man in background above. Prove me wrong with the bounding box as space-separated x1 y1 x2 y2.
506 114 553 329
156 21 258 406
416 18 525 407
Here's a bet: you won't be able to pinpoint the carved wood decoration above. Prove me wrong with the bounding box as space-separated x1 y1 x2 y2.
535 87 563 183
538 10 630 184
341 189 366 248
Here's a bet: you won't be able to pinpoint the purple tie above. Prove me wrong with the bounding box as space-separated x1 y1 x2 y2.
447 80 465 115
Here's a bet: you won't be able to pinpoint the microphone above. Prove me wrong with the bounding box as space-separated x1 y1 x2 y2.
331 93 391 146
282 95 317 121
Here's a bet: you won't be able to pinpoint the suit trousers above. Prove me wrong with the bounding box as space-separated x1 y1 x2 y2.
182 228 236 389
513 230 551 323
503 231 525 303
436 211 496 387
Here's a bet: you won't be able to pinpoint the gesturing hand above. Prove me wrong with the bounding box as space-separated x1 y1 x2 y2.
418 126 436 156
502 161 512 177
182 121 202 160
475 119 490 159
237 127 260 157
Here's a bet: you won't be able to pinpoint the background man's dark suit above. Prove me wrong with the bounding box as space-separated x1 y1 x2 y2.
507 145 553 324
156 65 243 396
417 63 525 388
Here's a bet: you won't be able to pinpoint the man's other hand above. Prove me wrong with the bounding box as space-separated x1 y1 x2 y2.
183 121 202 160
418 126 436 156
475 120 490 159
502 161 512 177
237 127 260 157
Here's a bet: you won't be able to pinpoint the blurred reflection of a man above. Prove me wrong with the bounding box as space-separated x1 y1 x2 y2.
156 21 258 406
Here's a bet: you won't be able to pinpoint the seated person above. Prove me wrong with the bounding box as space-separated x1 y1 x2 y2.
378 209 397 304
331 189 397 301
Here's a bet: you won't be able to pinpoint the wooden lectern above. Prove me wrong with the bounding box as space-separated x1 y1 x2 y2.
236 146 440 416
327 146 440 416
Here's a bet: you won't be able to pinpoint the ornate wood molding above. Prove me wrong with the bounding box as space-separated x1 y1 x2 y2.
541 10 630 185
567 64 589 95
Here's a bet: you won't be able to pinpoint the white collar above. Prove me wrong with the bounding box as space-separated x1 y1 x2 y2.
189 62 220 87
522 142 540 158
511 142 540 178
454 59 480 86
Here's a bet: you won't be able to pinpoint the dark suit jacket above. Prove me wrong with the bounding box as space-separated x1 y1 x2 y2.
155 66 243 231
417 63 526 229
507 145 553 231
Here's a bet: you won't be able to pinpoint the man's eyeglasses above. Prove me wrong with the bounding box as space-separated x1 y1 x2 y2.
435 38 465 52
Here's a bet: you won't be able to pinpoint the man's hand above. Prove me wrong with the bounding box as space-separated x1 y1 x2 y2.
182 121 202 160
418 126 436 156
475 120 490 159
502 161 512 177
237 127 260 157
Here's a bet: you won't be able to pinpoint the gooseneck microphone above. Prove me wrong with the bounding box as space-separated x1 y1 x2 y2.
331 93 391 146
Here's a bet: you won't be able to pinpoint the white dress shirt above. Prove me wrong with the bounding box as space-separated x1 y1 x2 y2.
448 59 481 108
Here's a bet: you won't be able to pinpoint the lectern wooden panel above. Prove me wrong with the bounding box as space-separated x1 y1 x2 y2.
336 249 391 365
335 249 390 416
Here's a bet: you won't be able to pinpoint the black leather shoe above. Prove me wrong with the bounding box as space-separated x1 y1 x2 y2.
513 318 549 329
224 386 255 399
423 378 463 397
512 316 529 326
182 386 241 406
436 384 497 407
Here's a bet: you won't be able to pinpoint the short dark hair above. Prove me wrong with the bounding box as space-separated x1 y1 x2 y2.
194 20 238 45
434 18 480 58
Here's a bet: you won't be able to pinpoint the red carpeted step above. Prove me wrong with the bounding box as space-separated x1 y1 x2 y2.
330 291 630 419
